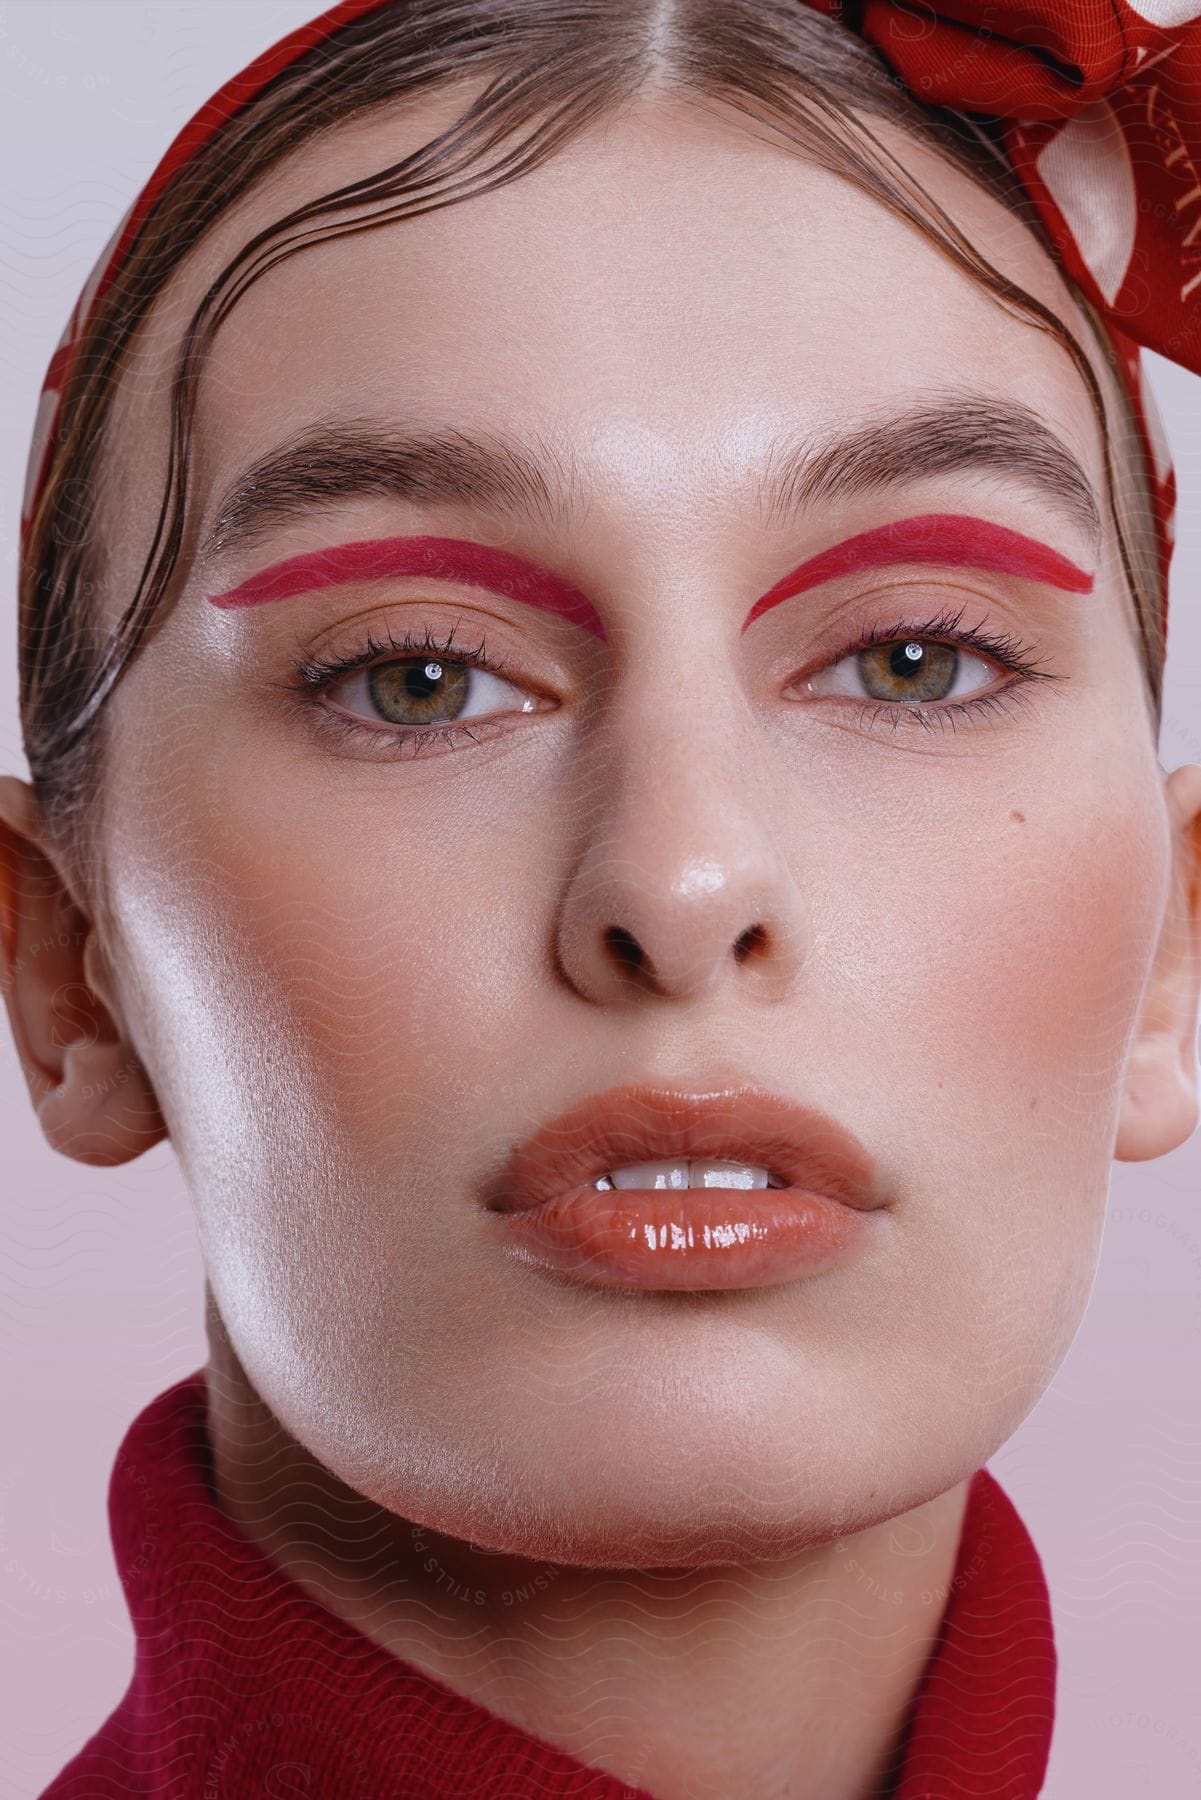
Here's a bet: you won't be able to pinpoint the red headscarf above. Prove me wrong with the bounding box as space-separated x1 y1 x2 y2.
21 0 1199 635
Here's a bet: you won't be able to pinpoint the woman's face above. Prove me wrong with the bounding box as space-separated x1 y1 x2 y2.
88 87 1171 1560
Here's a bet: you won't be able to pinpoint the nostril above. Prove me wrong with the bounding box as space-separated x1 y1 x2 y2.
604 925 644 972
733 923 766 964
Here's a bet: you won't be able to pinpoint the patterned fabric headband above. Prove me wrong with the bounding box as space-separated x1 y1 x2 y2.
20 0 1201 639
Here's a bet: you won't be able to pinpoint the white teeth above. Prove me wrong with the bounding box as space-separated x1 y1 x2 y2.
692 1160 773 1190
604 1159 689 1191
594 1159 773 1191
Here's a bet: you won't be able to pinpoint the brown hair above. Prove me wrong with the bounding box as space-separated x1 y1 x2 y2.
19 0 1165 880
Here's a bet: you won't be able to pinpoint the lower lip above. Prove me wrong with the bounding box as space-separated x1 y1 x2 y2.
494 1186 876 1290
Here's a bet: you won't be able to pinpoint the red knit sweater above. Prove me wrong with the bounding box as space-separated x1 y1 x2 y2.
41 1372 1056 1797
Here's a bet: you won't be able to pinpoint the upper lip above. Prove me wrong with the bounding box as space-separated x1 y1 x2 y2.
482 1083 887 1214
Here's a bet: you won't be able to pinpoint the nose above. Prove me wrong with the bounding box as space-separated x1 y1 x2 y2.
553 669 809 1007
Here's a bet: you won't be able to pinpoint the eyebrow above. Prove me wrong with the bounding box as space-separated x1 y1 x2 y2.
194 393 1102 580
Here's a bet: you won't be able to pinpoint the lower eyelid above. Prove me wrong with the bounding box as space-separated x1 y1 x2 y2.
308 703 520 761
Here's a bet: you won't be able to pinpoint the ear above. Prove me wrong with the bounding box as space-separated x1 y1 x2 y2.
0 774 168 1166
1114 761 1201 1163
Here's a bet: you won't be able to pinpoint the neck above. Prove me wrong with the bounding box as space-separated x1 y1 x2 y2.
205 1309 968 1800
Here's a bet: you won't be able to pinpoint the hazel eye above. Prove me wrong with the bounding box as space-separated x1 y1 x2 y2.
326 654 537 730
809 636 998 707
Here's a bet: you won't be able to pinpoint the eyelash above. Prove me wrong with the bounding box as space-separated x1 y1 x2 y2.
280 619 518 759
819 602 1062 735
278 603 1062 759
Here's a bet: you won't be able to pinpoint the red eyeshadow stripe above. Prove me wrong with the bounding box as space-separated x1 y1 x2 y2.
739 512 1094 632
206 534 608 641
206 513 1094 642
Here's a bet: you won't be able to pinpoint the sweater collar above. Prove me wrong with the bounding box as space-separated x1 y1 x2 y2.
95 1370 1054 1798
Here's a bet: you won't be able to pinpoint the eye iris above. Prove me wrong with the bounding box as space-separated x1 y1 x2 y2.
859 639 956 704
368 656 471 725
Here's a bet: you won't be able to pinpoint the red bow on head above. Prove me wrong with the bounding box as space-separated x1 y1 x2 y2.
829 0 1201 368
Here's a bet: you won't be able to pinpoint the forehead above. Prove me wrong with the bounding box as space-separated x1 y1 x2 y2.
100 82 1107 588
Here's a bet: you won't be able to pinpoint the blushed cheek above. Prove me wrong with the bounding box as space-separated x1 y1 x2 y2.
949 786 1169 1131
140 810 518 1206
895 771 1170 1432
853 774 1171 1450
840 756 1171 1329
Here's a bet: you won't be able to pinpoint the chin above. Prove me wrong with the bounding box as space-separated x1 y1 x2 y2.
350 1391 969 1573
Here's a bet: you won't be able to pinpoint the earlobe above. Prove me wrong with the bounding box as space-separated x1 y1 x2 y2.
0 773 168 1166
1113 763 1201 1164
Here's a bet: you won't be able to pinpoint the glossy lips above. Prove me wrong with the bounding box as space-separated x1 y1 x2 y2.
483 1084 888 1291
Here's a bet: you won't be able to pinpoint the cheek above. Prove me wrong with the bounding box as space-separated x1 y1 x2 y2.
828 719 1167 1118
837 752 1170 1436
241 808 542 1129
109 740 547 1179
930 782 1167 1119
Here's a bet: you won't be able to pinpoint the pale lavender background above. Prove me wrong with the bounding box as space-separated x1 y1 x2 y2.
0 3 1198 1796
